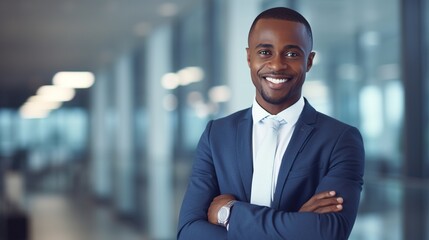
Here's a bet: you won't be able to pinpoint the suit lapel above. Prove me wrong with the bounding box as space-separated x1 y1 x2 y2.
236 109 253 202
272 100 317 209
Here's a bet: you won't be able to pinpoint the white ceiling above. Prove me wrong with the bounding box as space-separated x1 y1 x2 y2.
0 0 198 108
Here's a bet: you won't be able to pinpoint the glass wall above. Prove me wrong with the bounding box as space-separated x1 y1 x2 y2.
261 0 404 239
426 0 429 174
425 0 429 238
264 0 429 239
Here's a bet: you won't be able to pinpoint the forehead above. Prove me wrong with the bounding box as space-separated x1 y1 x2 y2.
249 18 311 51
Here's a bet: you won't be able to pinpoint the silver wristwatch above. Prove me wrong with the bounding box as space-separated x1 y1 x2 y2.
217 200 237 227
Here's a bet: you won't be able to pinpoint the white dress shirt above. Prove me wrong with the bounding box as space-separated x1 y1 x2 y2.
251 97 305 201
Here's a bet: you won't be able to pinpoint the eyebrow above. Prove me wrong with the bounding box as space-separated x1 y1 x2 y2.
255 43 305 53
255 43 274 49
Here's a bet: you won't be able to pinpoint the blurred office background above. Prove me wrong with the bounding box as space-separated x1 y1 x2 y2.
0 0 428 239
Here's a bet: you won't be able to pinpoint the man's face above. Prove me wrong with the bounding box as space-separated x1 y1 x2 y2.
247 18 315 114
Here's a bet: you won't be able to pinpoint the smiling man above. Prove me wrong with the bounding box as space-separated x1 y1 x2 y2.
178 7 364 240
248 17 315 114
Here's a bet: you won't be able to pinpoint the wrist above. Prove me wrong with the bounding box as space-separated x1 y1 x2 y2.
217 200 237 227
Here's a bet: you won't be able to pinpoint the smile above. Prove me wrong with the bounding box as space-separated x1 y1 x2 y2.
265 77 289 84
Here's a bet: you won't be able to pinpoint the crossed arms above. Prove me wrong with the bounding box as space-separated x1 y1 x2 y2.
177 119 364 240
208 190 344 224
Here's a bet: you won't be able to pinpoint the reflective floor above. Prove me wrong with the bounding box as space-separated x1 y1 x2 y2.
28 194 146 240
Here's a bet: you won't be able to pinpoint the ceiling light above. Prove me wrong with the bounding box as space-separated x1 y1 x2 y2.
178 67 204 86
208 85 231 103
53 71 95 89
20 110 49 119
19 102 50 119
37 85 75 102
27 96 62 110
161 72 180 89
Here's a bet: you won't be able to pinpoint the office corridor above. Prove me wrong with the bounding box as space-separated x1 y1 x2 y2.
28 194 145 240
0 0 428 239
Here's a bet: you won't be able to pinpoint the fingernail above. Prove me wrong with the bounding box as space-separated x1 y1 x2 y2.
337 205 343 210
329 191 335 196
337 197 343 203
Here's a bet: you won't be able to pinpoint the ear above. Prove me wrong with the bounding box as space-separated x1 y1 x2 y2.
306 51 316 72
246 47 251 67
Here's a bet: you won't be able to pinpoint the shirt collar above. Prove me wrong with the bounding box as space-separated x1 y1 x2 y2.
252 97 305 125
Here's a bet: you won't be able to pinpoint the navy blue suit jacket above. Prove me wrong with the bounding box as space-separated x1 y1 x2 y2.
178 100 365 240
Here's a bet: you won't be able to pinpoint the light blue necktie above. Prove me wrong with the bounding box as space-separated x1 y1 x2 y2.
251 116 285 207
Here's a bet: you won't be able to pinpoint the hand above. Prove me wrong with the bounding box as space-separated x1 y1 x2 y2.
299 191 343 214
207 194 236 225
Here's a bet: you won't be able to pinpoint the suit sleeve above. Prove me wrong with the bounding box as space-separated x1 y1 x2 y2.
227 126 365 240
177 121 228 240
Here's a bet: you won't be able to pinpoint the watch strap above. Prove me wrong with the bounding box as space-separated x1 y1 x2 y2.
225 200 237 208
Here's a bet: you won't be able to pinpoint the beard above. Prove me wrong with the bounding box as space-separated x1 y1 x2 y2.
260 88 291 105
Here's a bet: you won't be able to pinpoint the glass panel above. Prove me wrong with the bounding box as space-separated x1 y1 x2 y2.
294 0 402 239
174 0 229 154
426 0 429 237
0 109 14 157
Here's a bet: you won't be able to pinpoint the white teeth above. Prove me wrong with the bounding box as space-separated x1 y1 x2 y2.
265 77 288 84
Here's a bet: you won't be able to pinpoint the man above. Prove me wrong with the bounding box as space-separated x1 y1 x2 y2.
178 7 364 240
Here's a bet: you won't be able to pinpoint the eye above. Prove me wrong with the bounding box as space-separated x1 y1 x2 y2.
285 51 298 57
258 50 271 56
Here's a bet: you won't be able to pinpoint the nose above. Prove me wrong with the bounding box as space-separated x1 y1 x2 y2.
267 54 287 71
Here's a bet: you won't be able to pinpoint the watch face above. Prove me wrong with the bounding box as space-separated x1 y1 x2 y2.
219 207 228 221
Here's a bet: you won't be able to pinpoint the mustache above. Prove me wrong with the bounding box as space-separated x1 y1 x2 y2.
261 71 290 76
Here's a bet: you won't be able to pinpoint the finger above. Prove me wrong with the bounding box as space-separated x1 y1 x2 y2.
312 197 343 210
314 191 336 200
313 203 343 214
304 191 336 207
300 197 343 212
315 197 343 208
301 193 337 208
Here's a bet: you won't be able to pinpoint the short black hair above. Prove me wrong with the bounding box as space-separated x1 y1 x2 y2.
248 7 313 49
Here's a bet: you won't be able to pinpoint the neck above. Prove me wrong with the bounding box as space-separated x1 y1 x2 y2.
256 97 301 115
